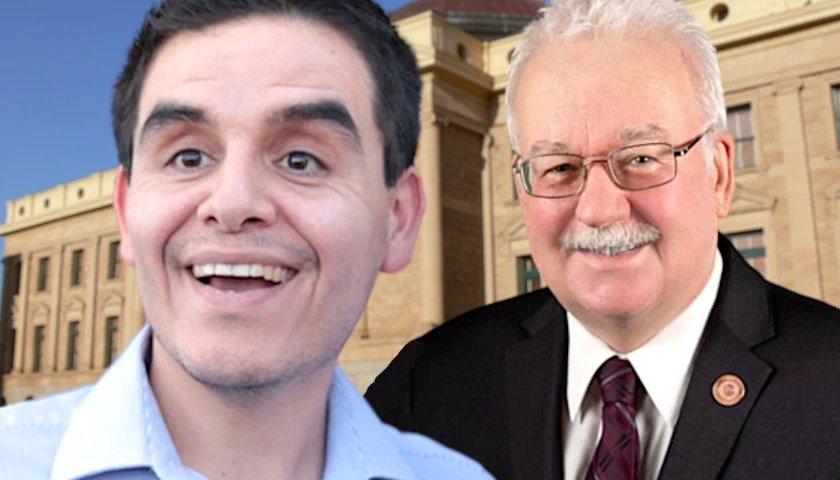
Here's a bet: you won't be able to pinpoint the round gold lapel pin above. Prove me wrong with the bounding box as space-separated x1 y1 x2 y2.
712 374 746 407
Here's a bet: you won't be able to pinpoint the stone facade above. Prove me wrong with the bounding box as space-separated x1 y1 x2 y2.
3 0 840 403
483 0 840 304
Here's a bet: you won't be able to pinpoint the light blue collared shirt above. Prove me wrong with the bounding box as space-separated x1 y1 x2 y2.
0 326 493 480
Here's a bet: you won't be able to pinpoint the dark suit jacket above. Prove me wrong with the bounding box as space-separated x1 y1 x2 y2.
365 235 840 479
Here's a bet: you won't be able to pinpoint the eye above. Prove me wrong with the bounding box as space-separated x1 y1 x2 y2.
550 163 577 173
280 151 322 174
542 157 580 177
628 155 656 166
170 149 211 171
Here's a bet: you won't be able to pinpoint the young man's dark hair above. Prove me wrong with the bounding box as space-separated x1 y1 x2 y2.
112 0 420 187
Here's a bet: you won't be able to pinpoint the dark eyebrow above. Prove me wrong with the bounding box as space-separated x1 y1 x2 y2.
528 140 572 156
269 100 363 154
138 102 210 146
620 124 671 143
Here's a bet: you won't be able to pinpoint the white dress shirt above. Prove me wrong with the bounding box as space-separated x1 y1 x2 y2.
562 251 723 480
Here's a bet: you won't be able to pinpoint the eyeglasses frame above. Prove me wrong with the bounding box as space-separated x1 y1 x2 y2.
511 127 713 199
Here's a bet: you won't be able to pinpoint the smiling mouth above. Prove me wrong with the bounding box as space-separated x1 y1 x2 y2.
191 263 297 292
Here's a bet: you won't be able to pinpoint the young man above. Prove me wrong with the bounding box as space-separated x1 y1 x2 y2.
0 1 493 479
367 0 840 478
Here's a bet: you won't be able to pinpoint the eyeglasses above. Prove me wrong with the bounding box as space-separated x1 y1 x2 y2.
512 127 711 199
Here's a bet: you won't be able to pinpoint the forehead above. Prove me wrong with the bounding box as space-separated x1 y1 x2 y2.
135 15 376 139
514 34 702 148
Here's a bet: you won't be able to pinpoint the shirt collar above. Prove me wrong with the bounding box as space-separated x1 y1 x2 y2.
566 250 723 427
51 325 417 480
51 324 189 480
323 369 418 480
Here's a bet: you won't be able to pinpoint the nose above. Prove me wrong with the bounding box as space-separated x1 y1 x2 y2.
573 161 632 228
196 154 278 232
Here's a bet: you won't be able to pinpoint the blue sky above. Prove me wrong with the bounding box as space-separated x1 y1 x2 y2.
0 0 415 287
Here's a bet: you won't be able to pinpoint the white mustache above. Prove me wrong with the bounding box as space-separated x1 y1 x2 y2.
562 222 662 257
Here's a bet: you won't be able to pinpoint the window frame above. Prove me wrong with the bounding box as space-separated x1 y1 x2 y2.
107 241 121 280
726 229 767 276
66 321 80 371
33 325 45 373
36 257 49 292
517 255 541 294
70 249 84 287
104 316 119 367
727 104 757 170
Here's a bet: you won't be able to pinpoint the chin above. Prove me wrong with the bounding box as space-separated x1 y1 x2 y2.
178 335 343 394
584 303 647 323
571 283 659 321
180 352 315 393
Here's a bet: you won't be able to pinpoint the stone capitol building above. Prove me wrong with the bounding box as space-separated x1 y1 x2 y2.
2 0 840 404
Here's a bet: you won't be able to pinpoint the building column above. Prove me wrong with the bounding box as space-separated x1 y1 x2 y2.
774 78 822 299
417 109 445 328
482 133 498 304
81 238 100 371
12 254 31 374
46 247 65 372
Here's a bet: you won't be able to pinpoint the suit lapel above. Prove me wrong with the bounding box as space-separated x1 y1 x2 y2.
659 235 775 479
505 296 567 480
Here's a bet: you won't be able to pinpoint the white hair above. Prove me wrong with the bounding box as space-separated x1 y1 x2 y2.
506 0 726 159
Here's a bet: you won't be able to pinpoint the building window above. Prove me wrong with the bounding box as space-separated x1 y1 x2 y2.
33 326 45 373
66 321 80 371
37 257 49 292
70 249 84 286
104 316 119 367
107 241 122 280
832 85 840 151
727 230 767 277
727 105 756 169
3 329 16 375
518 256 542 294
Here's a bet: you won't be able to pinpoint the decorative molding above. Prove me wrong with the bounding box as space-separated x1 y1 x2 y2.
30 302 50 323
101 293 125 310
64 297 85 318
504 220 528 242
823 180 840 217
0 198 113 236
729 186 778 214
772 77 806 95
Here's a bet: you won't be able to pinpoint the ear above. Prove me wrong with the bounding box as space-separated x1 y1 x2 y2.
710 130 736 218
380 166 426 273
113 166 136 266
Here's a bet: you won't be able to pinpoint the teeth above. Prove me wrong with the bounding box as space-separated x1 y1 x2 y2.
191 263 296 284
231 264 250 277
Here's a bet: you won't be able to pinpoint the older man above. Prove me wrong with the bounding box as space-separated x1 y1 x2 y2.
0 1 496 479
366 0 840 479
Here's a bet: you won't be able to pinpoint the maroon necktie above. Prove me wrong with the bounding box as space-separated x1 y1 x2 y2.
585 356 642 480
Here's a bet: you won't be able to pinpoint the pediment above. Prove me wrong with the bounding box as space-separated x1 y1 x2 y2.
824 180 840 200
729 187 776 215
30 302 50 320
101 293 125 309
65 297 85 317
505 220 528 242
